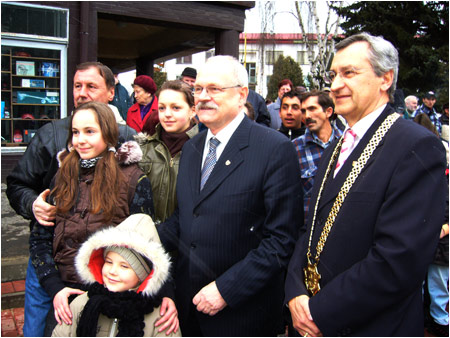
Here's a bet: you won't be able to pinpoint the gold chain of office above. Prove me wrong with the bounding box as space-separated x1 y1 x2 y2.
304 113 401 296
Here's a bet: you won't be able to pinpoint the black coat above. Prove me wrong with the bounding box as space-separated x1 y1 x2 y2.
278 124 306 140
159 116 302 336
247 89 271 127
285 105 447 336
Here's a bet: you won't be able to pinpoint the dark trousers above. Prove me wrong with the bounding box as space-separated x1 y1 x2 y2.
180 302 204 337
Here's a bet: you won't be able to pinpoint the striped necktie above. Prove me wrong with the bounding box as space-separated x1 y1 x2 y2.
200 137 220 190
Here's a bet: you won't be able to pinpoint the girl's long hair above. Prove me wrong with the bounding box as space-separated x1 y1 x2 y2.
52 102 123 222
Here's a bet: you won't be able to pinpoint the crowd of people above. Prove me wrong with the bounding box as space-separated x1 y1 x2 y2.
5 32 448 337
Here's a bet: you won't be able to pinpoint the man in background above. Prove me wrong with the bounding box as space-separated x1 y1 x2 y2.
180 67 197 88
278 90 305 140
109 67 132 121
404 95 418 120
412 91 442 134
293 90 342 224
268 79 293 130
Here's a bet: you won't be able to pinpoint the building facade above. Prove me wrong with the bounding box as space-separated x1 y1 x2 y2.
163 33 331 99
1 1 253 180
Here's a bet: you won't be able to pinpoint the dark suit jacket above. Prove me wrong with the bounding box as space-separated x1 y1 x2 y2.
285 105 447 336
159 116 303 336
247 89 271 127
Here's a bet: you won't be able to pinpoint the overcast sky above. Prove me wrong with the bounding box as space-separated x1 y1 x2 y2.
244 1 350 34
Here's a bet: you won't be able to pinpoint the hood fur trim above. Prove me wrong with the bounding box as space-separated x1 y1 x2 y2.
115 140 142 164
56 149 67 168
134 132 153 145
75 214 170 296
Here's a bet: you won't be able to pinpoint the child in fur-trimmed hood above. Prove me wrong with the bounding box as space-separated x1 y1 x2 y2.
52 213 181 337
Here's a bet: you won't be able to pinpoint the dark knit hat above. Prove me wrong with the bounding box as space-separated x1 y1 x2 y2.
133 75 157 95
181 67 197 79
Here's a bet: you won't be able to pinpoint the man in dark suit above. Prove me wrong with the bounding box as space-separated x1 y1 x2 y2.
285 33 447 337
158 55 302 336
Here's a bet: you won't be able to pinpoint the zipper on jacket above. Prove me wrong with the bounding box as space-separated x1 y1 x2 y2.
170 157 174 168
109 318 118 337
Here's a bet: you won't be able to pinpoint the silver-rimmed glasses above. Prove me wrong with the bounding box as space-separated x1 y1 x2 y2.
324 67 369 85
193 85 242 97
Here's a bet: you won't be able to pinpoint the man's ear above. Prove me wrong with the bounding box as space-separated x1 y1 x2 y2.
107 87 115 102
380 69 394 93
325 107 333 119
239 86 249 105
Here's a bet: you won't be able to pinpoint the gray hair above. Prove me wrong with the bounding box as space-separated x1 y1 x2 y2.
202 55 249 88
336 32 399 102
405 95 418 104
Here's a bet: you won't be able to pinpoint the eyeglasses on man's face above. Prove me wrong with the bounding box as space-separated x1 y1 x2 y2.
324 66 370 85
193 85 242 97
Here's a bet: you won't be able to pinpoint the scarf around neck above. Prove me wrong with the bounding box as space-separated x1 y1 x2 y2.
140 96 155 121
80 157 102 169
160 123 194 157
76 282 162 337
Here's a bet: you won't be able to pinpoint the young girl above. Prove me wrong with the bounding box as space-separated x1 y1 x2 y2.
137 80 198 224
29 102 178 334
52 213 180 337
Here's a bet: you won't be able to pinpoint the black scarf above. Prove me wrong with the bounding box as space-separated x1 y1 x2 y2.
76 282 162 337
160 122 194 157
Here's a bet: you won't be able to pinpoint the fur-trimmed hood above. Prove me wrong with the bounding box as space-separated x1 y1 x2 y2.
75 214 171 297
134 131 153 145
57 140 143 167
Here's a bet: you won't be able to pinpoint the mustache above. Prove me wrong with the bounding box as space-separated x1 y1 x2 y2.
305 118 317 124
76 98 90 107
196 102 219 111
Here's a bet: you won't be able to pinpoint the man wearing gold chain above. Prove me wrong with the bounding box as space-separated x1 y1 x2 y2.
285 32 447 337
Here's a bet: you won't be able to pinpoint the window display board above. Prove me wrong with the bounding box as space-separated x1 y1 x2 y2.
1 41 67 149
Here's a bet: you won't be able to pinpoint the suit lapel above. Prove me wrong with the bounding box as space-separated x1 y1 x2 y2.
194 117 251 208
318 106 393 209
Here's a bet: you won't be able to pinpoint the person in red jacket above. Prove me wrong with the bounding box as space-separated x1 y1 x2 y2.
127 75 159 134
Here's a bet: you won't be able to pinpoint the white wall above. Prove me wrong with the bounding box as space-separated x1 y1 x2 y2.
162 51 208 82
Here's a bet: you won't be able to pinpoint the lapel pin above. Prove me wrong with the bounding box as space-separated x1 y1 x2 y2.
225 160 231 166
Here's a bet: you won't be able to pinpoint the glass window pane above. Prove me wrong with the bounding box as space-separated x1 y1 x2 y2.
1 3 67 39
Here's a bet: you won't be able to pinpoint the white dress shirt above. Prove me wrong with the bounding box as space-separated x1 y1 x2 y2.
342 104 387 154
202 112 246 168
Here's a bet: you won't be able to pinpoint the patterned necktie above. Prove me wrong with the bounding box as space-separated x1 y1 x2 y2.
201 137 220 190
334 129 356 178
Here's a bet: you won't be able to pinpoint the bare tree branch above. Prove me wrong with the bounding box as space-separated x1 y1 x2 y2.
292 1 343 88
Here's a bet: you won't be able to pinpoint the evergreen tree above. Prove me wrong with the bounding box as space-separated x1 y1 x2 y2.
332 1 448 107
153 69 167 90
267 55 304 101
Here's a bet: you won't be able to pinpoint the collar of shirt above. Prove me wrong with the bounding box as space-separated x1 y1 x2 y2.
304 125 342 148
202 111 246 166
343 104 387 150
